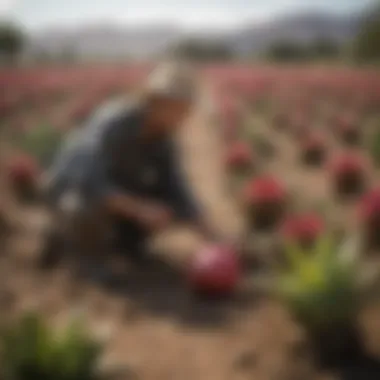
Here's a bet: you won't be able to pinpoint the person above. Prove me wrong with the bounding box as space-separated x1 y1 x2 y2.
39 62 220 269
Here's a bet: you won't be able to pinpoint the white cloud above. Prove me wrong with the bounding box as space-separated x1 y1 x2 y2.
61 6 273 30
0 0 14 14
23 6 272 31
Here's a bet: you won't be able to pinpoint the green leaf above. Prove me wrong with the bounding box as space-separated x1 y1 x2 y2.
14 124 64 169
283 241 308 271
370 128 380 167
277 234 359 328
0 312 103 380
314 233 335 262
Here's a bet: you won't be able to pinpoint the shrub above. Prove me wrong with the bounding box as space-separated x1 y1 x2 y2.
14 124 64 169
369 128 380 167
276 235 366 367
1 312 103 380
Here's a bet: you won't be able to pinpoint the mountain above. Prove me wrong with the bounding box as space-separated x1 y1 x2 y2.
229 11 362 55
28 24 184 60
26 10 366 60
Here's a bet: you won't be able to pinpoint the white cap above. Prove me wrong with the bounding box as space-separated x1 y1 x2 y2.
146 61 196 102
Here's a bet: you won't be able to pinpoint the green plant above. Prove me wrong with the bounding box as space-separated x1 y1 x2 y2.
1 312 103 380
277 234 360 328
370 128 380 167
275 234 380 367
14 124 64 169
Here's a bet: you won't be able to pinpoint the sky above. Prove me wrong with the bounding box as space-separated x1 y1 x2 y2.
0 0 377 30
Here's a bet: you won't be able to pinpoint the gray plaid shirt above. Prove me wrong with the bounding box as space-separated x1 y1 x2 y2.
45 98 200 221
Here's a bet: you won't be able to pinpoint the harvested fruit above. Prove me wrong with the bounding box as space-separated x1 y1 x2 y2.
188 244 241 296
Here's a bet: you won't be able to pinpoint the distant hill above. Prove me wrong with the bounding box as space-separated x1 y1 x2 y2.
229 11 362 55
26 9 368 60
27 24 184 60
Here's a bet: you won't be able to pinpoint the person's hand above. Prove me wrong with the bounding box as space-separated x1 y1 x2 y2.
195 219 243 251
194 218 223 243
135 202 173 232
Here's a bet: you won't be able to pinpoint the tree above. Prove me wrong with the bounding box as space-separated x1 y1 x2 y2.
353 6 380 62
266 40 309 62
0 21 26 62
309 37 340 59
171 39 234 62
58 42 78 63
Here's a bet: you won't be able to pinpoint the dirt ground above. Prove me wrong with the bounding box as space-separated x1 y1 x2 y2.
2 87 380 380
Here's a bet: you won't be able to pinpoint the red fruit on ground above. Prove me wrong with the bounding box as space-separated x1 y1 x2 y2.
226 141 254 170
358 188 380 249
328 153 368 197
280 213 324 246
329 153 367 177
336 116 361 144
7 153 39 185
243 176 286 206
300 132 327 165
188 244 241 296
301 132 326 149
243 176 287 230
358 188 380 223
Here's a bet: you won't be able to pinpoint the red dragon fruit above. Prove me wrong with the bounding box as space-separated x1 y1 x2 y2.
280 213 325 248
225 141 255 173
300 132 328 166
358 188 380 250
329 152 368 198
6 153 40 201
187 244 241 297
243 175 287 231
335 116 361 146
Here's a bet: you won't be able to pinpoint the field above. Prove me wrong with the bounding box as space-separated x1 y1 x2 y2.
1 64 380 380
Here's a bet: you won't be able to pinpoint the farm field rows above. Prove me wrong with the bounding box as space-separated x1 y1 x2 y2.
1 64 380 380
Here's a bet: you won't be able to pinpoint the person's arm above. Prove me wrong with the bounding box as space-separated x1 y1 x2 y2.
89 166 172 231
164 142 220 240
82 152 136 216
84 115 172 231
